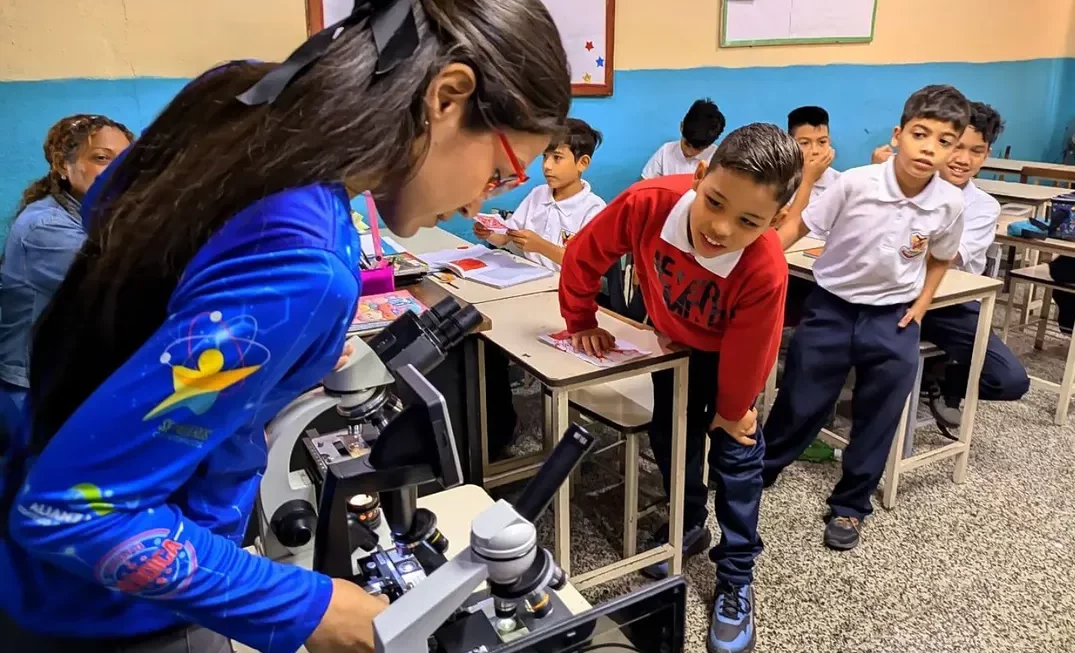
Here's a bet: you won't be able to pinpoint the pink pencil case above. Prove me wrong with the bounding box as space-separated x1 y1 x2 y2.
359 192 396 296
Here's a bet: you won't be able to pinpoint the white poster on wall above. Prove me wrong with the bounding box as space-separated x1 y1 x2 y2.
542 0 609 87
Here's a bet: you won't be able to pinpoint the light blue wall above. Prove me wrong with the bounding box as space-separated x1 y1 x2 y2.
1 58 1071 245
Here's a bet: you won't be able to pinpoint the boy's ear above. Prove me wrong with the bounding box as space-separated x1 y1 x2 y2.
691 161 708 190
890 126 900 149
577 153 592 172
772 206 789 229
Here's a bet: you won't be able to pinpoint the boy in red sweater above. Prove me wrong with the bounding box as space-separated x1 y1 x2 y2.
559 123 802 653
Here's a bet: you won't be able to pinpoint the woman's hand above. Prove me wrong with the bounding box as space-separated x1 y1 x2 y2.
306 579 390 653
570 327 616 357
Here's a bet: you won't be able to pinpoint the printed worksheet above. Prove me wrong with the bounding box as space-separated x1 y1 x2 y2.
538 330 650 368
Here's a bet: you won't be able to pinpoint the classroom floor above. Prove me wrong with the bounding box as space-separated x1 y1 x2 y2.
495 299 1075 653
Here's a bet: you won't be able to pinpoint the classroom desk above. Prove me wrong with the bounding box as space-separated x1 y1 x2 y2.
782 252 1002 504
980 158 1075 177
785 236 825 253
973 178 1068 210
238 484 591 653
476 292 690 589
394 227 561 304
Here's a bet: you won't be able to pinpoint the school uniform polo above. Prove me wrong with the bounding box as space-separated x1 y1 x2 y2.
506 181 606 271
804 167 842 240
804 158 965 305
764 158 967 521
920 180 1029 403
641 141 717 179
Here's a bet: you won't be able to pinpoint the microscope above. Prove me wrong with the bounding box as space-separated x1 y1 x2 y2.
257 296 596 650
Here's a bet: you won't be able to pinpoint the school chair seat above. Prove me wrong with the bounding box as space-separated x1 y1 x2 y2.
1002 263 1075 425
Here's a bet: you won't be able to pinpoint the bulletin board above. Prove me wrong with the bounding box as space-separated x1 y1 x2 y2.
721 0 877 48
305 0 616 97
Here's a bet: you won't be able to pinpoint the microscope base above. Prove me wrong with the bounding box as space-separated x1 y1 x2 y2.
426 586 579 653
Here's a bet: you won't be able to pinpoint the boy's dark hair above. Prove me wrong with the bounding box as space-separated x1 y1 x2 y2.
547 117 603 160
682 98 727 150
899 84 971 132
787 106 829 134
967 101 1005 146
708 122 803 207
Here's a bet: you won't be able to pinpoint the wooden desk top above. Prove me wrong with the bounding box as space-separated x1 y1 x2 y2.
478 292 688 388
993 212 1075 256
401 278 492 333
394 227 560 305
785 252 1002 308
974 178 1069 203
980 158 1075 175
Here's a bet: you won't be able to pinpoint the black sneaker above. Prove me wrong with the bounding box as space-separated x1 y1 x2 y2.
639 521 712 579
708 582 755 653
823 515 861 550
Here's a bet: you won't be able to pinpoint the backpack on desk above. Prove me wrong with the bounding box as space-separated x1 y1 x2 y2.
1028 194 1075 241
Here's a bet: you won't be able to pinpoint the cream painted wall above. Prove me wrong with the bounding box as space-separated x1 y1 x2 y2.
615 0 1075 70
0 0 307 80
1 0 1074 81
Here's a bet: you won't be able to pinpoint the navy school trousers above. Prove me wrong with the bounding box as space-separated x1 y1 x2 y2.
762 288 920 519
650 349 765 585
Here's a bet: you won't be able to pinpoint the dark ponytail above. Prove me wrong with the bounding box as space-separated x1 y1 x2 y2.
28 0 570 450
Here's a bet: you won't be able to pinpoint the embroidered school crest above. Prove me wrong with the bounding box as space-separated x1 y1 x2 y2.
560 229 576 246
899 233 929 259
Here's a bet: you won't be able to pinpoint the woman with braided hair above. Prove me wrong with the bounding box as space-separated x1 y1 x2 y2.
0 114 132 407
0 1 570 652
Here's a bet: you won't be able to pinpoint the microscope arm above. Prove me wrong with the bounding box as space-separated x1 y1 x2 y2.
374 546 489 653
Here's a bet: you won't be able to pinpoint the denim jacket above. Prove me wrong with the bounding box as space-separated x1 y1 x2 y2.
0 196 86 388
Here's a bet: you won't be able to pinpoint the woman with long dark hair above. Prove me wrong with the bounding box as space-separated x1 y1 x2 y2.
0 1 570 652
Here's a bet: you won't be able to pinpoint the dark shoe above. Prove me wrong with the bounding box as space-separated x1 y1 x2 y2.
640 521 712 579
707 582 755 653
824 515 861 550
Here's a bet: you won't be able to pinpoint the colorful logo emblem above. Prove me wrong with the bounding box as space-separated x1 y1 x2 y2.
95 528 198 598
144 311 270 420
899 233 929 259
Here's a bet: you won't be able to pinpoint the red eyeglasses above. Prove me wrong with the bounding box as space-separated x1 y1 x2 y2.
484 132 529 198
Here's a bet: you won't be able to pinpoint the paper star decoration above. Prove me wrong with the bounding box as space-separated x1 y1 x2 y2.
582 72 593 83
585 41 594 51
596 57 604 67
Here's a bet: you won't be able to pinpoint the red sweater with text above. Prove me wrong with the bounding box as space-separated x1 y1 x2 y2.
559 176 787 422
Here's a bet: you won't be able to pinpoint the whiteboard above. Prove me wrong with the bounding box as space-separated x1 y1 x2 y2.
721 0 876 47
542 0 614 95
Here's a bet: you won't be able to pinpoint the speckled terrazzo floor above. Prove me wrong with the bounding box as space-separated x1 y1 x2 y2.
492 292 1075 653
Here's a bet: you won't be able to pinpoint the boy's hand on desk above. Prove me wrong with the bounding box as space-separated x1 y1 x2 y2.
507 229 548 254
899 303 927 328
711 408 758 446
571 327 616 357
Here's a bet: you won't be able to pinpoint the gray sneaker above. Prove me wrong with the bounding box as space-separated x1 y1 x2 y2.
929 395 962 428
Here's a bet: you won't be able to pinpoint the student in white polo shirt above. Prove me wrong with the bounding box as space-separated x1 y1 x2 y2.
783 106 840 325
475 117 606 271
640 99 726 179
766 85 970 551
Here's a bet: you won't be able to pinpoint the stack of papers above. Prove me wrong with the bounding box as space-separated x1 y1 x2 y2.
538 330 650 368
350 290 427 335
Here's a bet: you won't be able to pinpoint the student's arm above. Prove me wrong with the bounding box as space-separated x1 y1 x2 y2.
22 219 87 295
784 148 836 229
640 149 663 180
712 257 787 441
559 193 640 333
901 209 965 327
9 248 372 653
956 201 999 272
776 175 847 250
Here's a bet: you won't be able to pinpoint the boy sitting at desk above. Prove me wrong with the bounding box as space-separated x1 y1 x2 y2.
767 85 969 551
641 99 727 179
560 123 803 653
474 117 606 272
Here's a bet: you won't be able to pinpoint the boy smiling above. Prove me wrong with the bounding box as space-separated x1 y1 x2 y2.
560 123 803 653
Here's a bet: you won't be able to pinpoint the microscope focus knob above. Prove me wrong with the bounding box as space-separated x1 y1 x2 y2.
271 500 318 548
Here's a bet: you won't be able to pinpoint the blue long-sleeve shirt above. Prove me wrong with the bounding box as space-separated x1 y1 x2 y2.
0 181 362 652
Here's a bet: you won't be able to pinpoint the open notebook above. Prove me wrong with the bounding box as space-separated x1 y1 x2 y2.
417 246 553 289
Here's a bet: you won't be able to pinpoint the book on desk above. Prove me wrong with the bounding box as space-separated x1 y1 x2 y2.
418 245 553 289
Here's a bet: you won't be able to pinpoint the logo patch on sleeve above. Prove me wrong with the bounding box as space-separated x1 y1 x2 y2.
95 528 198 598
